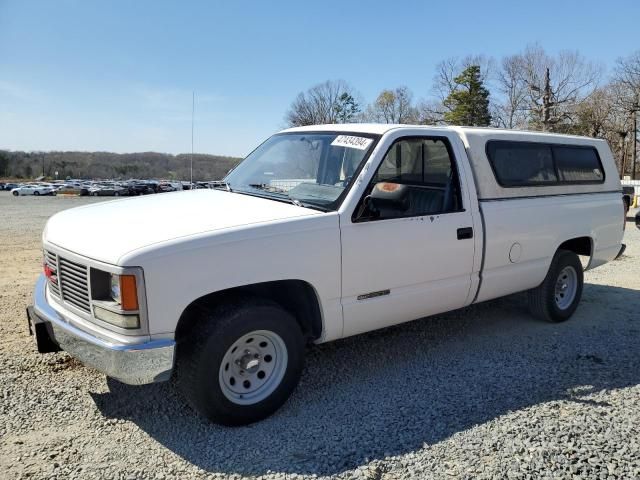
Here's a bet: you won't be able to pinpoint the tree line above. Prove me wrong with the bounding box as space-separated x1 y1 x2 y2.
0 150 241 181
285 45 640 178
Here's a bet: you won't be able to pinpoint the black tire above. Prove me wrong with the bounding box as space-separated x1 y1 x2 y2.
12 191 19 196
113 192 119 196
528 249 583 323
175 297 305 426
33 191 40 196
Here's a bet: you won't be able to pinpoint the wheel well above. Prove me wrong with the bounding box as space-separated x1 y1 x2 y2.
176 280 323 342
558 237 592 257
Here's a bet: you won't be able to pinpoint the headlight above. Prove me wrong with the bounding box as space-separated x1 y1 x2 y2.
109 274 139 311
110 274 121 304
93 305 140 329
90 270 142 329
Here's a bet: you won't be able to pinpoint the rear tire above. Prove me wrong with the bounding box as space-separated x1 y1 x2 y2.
33 191 40 196
12 191 18 196
175 297 305 426
528 249 583 323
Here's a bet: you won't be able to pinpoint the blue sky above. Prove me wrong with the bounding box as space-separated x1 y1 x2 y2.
1 0 639 157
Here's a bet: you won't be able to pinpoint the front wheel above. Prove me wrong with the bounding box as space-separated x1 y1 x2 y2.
12 191 19 196
175 298 305 425
33 191 40 196
528 249 583 322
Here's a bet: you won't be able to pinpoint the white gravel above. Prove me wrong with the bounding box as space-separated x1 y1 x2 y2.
1 191 639 479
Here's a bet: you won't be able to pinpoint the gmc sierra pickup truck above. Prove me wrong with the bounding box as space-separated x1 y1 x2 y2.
28 124 626 425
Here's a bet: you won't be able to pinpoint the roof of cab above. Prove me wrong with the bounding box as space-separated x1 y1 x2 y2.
279 123 605 143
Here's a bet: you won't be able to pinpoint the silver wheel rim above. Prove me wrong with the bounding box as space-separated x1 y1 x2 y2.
219 330 288 405
554 266 578 310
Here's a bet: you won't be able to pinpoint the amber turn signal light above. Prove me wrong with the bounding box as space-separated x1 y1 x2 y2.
119 275 139 311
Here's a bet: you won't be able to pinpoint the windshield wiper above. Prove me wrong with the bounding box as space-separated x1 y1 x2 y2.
243 184 329 212
210 181 232 192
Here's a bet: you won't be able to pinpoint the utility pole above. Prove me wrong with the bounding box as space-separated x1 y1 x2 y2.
542 68 552 132
190 91 195 188
632 100 638 180
618 130 628 176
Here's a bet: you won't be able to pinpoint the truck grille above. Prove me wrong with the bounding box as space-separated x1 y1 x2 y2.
45 250 91 313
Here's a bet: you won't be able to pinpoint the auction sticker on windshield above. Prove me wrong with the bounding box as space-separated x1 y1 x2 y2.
331 135 373 150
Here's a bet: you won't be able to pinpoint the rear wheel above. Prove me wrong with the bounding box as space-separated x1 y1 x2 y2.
175 298 305 425
528 249 583 322
113 192 119 196
33 191 40 196
12 191 19 196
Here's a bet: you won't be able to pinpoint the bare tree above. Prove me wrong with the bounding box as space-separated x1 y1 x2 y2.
574 86 618 137
517 45 602 131
493 54 529 128
366 86 418 123
285 80 361 127
614 51 640 178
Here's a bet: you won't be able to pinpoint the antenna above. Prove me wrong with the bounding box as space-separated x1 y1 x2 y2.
190 91 195 188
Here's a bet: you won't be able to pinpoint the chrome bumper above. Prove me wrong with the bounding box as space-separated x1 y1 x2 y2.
28 274 175 385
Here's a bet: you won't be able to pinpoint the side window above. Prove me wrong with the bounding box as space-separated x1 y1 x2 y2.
364 137 462 220
486 141 605 186
554 146 604 182
487 142 557 186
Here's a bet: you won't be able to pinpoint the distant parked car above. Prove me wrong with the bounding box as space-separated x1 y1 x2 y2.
11 184 55 196
89 184 129 196
636 210 640 230
57 184 90 196
125 182 156 195
4 183 21 191
157 182 177 193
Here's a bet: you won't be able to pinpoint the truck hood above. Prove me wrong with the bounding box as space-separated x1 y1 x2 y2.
44 189 320 264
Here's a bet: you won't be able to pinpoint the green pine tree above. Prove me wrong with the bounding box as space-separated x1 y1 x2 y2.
443 65 491 126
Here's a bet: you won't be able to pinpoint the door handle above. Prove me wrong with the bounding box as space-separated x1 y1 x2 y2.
457 227 473 240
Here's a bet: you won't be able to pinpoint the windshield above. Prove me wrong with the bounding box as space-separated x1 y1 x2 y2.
225 132 378 210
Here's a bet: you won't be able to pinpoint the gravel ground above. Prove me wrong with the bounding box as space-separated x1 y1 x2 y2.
1 191 639 480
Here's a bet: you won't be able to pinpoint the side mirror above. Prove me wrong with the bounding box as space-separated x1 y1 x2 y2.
366 182 409 214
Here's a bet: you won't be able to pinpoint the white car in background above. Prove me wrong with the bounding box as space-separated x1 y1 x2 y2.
11 184 56 196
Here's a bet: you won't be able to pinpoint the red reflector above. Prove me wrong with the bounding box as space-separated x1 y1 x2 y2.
44 264 54 278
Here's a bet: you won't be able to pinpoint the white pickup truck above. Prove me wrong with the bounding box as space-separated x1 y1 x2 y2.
28 124 626 425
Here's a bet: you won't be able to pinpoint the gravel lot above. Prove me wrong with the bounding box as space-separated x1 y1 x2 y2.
1 191 639 479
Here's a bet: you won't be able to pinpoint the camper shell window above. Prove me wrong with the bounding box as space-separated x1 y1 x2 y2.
486 141 605 187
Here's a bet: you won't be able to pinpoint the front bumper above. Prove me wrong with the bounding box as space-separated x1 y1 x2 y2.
27 275 175 385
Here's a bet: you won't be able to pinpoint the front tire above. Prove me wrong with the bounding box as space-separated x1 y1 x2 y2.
528 249 583 322
33 191 40 196
175 298 305 426
12 191 18 196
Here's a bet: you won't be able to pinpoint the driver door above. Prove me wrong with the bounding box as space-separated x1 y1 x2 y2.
340 135 476 337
